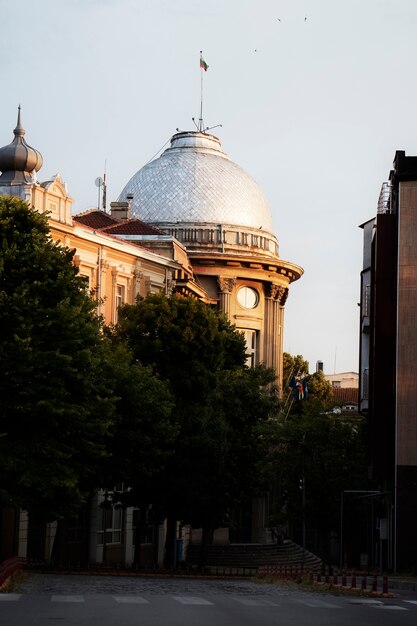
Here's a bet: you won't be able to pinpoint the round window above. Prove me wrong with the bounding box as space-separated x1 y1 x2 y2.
237 286 259 309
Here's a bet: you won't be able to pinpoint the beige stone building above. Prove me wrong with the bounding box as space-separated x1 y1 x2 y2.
0 110 303 564
0 109 302 389
324 372 359 389
0 109 204 330
117 129 303 389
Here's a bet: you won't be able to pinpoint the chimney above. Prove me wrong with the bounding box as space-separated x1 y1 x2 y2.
110 201 131 221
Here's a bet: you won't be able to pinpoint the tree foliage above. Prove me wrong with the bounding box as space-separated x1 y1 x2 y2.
212 366 279 517
306 369 334 410
283 352 309 386
114 293 278 565
282 352 333 416
268 412 367 559
0 196 114 519
273 352 366 559
99 339 176 504
116 292 247 402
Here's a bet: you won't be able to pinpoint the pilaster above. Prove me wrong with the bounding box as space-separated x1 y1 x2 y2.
264 284 288 387
217 276 236 318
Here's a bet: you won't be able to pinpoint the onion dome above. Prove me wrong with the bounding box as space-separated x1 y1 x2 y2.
0 106 43 184
119 130 274 233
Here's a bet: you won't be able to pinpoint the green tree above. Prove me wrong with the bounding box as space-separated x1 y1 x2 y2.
283 352 309 386
101 341 175 492
98 339 176 565
175 365 279 568
269 413 367 561
115 293 276 568
282 353 333 416
0 196 114 520
215 366 279 509
306 369 334 410
116 292 247 402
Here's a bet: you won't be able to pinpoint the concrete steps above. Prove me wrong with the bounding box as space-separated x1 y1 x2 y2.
185 540 322 569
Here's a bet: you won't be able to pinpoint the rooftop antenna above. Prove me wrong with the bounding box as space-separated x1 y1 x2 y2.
205 123 223 132
102 159 107 213
95 176 103 210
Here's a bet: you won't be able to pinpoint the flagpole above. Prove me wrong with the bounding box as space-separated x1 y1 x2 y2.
199 50 204 131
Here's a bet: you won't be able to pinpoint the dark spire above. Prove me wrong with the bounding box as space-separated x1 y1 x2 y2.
0 106 43 185
14 105 25 137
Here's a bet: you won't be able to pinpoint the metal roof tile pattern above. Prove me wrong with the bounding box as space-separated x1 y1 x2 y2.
118 131 274 232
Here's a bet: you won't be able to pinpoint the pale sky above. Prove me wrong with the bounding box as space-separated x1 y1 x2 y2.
1 0 416 374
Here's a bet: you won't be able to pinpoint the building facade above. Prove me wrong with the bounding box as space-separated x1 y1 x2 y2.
0 109 186 565
0 109 182 328
0 110 303 564
359 150 417 571
324 372 359 389
118 130 303 389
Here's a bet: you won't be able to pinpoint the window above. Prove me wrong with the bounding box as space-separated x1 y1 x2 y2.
132 507 155 545
114 284 126 323
79 274 90 290
242 329 257 368
97 506 123 545
237 286 259 309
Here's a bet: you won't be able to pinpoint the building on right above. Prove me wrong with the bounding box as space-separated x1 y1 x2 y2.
359 150 417 571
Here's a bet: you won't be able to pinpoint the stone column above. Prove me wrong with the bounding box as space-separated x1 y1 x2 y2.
217 276 236 319
278 287 289 392
264 284 288 389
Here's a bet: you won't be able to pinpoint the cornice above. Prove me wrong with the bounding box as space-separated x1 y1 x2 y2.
49 219 180 270
189 251 303 283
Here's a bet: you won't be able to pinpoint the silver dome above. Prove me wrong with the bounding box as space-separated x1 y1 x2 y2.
119 131 274 232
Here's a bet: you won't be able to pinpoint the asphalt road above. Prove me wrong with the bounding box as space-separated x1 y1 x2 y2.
1 573 417 626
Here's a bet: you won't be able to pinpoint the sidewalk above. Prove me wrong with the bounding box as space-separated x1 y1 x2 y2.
388 576 417 592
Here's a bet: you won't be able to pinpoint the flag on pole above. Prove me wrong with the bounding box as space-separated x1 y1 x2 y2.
200 52 208 71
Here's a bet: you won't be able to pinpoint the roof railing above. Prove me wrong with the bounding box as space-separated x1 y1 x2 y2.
377 182 392 214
